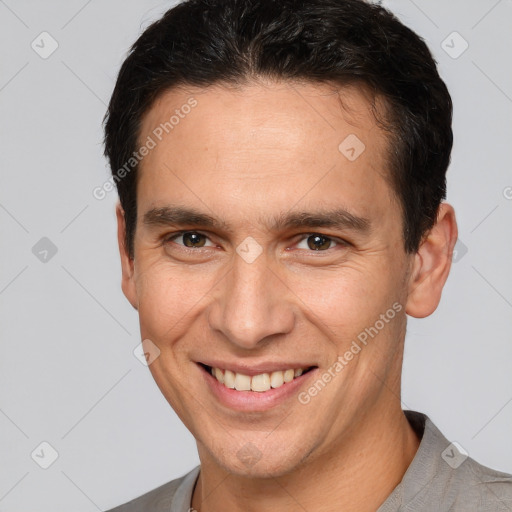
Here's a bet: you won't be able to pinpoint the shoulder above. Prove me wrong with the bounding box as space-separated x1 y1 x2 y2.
440 452 512 510
398 411 512 511
104 466 200 512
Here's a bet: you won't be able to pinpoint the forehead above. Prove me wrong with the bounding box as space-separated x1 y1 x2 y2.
136 80 398 230
139 80 389 156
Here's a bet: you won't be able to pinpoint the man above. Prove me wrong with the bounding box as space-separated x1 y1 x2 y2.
102 0 512 510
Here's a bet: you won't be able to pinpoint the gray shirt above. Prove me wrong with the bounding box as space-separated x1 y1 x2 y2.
106 410 512 511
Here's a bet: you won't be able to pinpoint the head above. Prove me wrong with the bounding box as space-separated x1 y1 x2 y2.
103 0 457 478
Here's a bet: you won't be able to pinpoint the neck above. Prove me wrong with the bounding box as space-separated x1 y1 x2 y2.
191 405 421 512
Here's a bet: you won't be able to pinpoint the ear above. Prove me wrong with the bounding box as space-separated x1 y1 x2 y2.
405 202 458 318
116 203 138 310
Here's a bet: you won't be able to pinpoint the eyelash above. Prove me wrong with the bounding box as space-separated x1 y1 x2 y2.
162 231 349 253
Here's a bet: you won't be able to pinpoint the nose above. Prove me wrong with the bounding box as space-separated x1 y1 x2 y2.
207 252 295 350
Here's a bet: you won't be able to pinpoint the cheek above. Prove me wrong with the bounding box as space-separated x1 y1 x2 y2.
287 263 390 335
134 261 208 341
289 264 385 314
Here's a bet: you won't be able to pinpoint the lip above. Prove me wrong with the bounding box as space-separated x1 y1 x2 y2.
197 362 318 412
197 360 315 376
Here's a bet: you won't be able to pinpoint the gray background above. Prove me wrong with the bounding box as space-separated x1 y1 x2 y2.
0 0 511 510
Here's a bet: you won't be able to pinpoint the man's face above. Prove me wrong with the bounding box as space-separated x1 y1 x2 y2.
121 80 414 477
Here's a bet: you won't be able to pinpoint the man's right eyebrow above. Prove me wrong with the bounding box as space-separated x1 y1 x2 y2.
142 206 232 232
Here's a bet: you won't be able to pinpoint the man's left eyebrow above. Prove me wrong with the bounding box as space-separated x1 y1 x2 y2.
269 208 372 234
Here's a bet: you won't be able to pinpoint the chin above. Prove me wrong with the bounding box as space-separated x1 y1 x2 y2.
203 435 316 480
224 457 300 479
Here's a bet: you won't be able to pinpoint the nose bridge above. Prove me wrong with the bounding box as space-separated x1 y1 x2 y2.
208 253 294 349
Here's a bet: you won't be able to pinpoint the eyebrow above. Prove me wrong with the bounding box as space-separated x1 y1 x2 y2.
143 205 372 235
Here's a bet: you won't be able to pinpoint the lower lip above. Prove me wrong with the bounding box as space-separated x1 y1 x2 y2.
198 364 317 412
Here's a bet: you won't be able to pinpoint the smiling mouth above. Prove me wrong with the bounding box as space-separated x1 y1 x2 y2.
199 363 316 392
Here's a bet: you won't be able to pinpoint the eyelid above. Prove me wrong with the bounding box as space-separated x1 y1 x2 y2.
293 233 349 251
164 230 216 248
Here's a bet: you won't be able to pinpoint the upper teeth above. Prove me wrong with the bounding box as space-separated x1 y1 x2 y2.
211 367 306 392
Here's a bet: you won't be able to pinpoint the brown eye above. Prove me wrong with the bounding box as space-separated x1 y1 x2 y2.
306 234 334 251
181 232 207 248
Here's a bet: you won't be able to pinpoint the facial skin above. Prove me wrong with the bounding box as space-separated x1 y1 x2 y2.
117 80 458 511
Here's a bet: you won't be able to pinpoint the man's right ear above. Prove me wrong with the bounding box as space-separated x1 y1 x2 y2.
116 203 138 310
